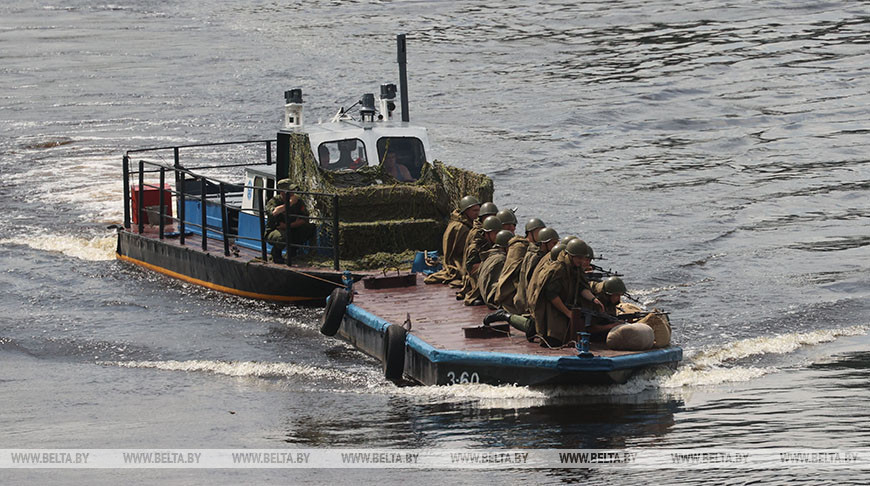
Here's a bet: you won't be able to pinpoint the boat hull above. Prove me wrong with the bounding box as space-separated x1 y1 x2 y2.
337 301 683 386
116 229 347 303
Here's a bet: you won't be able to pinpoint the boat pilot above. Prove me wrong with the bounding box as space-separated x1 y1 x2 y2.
265 179 316 264
477 229 513 309
382 151 413 182
424 195 480 287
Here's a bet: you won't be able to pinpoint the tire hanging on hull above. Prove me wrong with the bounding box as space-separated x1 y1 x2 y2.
320 288 350 336
383 324 407 382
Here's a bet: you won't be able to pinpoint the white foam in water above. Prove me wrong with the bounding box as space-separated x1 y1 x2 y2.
3 154 125 223
107 359 351 382
686 325 868 369
1 233 117 261
661 325 869 388
369 325 870 401
103 328 869 401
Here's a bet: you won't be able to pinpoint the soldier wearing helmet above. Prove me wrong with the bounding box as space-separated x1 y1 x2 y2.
587 276 629 340
478 202 499 221
496 209 517 232
424 195 480 286
460 215 503 306
455 200 498 299
512 226 559 316
526 238 604 347
482 225 562 339
265 179 315 264
478 229 514 308
492 217 546 314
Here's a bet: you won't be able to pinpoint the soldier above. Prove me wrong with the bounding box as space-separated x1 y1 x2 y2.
462 215 502 306
526 239 603 347
511 226 558 315
424 195 480 286
493 218 545 314
478 202 499 222
496 209 517 233
456 202 497 300
587 276 628 340
478 229 513 308
265 179 316 264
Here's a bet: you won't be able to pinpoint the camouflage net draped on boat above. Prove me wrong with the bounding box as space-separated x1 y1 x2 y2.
284 132 494 263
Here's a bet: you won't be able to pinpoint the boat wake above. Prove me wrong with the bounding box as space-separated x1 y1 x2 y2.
380 325 869 403
100 327 868 404
0 233 117 261
102 359 382 387
664 325 868 387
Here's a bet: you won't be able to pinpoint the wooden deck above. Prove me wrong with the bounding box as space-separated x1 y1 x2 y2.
352 273 639 358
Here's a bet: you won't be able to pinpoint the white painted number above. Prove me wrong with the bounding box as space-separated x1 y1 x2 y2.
445 371 479 385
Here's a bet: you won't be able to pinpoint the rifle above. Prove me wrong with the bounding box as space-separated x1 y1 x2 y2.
588 264 622 279
570 307 668 326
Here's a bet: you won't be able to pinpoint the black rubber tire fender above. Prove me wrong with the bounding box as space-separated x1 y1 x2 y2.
383 324 407 381
320 288 350 336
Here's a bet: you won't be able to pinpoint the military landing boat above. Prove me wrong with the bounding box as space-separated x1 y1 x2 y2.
320 274 682 386
116 35 491 303
117 34 681 385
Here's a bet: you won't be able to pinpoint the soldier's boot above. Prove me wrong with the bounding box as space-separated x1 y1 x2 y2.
483 309 510 326
271 245 285 264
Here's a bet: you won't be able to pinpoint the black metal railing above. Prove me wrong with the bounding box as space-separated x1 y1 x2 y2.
121 140 341 270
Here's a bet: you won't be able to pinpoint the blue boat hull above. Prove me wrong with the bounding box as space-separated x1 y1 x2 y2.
337 302 683 386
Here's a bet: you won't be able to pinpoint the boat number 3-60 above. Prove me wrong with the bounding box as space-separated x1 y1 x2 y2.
445 371 480 385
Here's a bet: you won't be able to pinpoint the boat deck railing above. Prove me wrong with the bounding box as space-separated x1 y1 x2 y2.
122 140 342 270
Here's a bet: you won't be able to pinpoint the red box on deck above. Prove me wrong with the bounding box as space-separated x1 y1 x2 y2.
131 184 173 225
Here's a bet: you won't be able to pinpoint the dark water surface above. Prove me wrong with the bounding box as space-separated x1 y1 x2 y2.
2 0 870 483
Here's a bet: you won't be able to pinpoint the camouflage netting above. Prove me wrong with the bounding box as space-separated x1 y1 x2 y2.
285 133 493 267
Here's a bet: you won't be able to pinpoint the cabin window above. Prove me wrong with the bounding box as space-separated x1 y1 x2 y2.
377 137 426 181
317 139 367 171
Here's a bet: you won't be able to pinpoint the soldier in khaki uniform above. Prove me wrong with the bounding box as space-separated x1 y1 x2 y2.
588 276 628 341
493 218 545 314
455 202 497 300
512 226 558 315
477 230 513 308
462 215 502 306
481 227 559 339
526 239 603 347
265 179 315 264
424 195 480 286
495 209 517 233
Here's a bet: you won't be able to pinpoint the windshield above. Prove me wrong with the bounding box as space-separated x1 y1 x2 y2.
377 137 426 182
317 139 367 171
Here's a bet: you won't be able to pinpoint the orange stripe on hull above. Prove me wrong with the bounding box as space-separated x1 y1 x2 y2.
116 253 313 302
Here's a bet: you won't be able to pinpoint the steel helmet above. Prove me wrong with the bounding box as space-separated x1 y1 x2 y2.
458 195 481 213
565 239 594 259
479 202 499 218
524 217 545 234
482 215 503 232
560 235 578 246
549 243 565 260
537 227 559 244
496 209 517 226
603 276 627 295
494 230 514 248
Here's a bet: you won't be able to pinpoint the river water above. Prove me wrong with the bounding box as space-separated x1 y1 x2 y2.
2 0 869 483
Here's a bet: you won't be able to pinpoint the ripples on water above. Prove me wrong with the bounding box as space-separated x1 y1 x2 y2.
1 0 870 482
